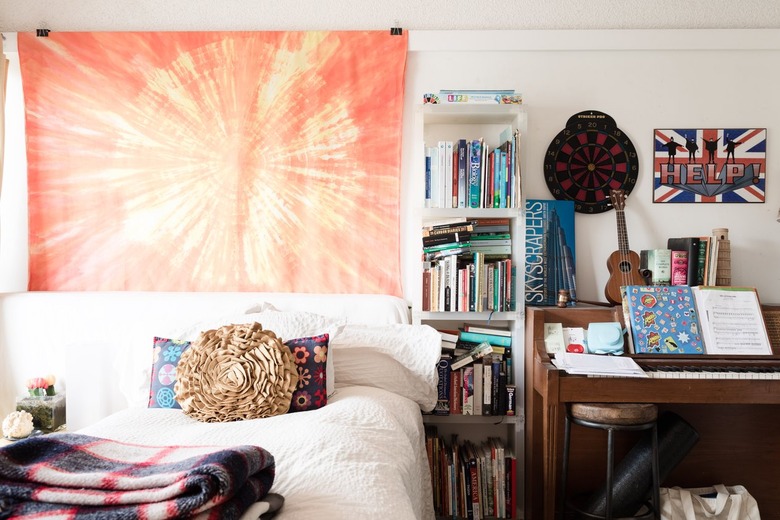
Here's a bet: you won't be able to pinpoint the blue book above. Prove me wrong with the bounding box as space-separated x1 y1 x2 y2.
469 139 482 208
434 356 452 415
624 285 705 354
459 330 512 347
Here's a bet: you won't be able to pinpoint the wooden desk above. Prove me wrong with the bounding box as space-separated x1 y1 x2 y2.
525 306 780 520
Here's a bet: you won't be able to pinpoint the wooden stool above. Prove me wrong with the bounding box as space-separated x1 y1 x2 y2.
559 403 661 520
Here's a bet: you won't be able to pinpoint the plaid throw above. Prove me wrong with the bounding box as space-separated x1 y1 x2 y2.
0 433 278 519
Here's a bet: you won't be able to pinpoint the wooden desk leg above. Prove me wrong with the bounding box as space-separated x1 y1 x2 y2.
543 402 561 520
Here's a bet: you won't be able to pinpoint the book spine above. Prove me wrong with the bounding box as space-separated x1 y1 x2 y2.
462 366 474 415
482 359 492 416
460 330 512 347
435 357 451 415
425 149 432 208
671 250 688 285
450 368 462 415
505 384 516 416
469 139 483 208
458 139 467 208
652 248 672 285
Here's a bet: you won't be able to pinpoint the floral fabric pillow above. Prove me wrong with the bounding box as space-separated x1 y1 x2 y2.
286 334 329 413
148 337 191 409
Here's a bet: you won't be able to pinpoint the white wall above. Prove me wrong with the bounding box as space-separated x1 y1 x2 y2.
3 29 780 304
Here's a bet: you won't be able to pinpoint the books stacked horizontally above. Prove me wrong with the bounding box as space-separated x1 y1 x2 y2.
524 199 576 306
425 427 516 520
424 128 521 209
432 324 515 417
422 219 515 313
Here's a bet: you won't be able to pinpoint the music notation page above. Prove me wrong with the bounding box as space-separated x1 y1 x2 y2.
693 286 773 355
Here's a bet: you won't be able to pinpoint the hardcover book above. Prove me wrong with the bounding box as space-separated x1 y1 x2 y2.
524 199 576 306
623 285 705 354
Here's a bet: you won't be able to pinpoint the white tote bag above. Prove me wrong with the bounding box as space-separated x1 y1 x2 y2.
660 484 760 520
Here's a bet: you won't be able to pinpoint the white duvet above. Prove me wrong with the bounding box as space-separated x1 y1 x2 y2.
78 321 444 520
79 385 434 519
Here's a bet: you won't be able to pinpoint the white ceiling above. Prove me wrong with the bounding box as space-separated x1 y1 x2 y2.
2 0 779 32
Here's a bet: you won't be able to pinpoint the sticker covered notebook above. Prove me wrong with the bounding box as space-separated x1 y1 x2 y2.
624 285 704 354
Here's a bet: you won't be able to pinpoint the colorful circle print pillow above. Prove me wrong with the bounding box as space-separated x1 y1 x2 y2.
149 337 191 409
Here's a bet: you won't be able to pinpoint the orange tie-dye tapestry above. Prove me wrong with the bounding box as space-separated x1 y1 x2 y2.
18 31 407 294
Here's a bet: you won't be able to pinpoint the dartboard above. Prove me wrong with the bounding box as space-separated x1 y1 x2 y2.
544 110 638 213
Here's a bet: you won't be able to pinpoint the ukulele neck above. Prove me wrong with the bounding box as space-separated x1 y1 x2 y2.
615 208 631 254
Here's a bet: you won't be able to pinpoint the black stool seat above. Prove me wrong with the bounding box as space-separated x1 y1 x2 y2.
560 403 661 520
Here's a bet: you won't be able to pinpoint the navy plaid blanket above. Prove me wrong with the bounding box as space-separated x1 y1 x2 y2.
0 433 280 519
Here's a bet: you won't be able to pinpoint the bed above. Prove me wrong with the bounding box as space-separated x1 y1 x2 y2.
0 292 439 519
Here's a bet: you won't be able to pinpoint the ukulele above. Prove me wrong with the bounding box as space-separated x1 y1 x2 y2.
604 189 646 305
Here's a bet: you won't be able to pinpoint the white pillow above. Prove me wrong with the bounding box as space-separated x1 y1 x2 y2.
331 324 442 410
177 309 345 397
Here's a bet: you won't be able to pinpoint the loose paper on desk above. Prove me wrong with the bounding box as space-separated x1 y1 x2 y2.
552 352 648 378
692 286 773 355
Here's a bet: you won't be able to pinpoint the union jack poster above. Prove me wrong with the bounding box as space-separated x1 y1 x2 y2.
653 128 766 203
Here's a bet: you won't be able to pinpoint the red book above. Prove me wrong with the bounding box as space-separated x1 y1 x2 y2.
671 250 688 285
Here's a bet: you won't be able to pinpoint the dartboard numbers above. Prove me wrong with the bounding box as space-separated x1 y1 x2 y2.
544 111 639 214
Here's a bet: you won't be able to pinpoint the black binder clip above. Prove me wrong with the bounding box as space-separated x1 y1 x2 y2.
36 28 50 37
390 27 403 36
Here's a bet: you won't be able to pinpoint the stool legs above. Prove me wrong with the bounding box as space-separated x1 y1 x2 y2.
651 422 660 519
560 414 661 520
605 427 615 520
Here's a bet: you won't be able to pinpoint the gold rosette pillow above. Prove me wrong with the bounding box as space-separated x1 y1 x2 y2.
175 322 298 422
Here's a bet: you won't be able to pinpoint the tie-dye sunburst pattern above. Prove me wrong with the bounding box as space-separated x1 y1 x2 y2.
19 31 406 294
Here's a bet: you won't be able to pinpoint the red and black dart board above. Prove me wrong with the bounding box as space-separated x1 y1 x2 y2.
543 110 638 213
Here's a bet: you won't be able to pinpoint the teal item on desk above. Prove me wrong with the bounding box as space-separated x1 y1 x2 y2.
586 322 625 355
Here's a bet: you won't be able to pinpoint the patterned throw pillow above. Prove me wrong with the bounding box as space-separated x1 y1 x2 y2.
286 334 329 413
149 337 191 409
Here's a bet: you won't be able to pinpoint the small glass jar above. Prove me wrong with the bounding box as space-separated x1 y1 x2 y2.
16 393 66 432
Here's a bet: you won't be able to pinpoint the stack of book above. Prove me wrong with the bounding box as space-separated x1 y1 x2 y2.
424 129 521 210
422 220 515 313
425 428 516 520
431 324 515 417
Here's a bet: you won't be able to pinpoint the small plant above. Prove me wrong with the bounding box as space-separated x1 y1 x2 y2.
26 374 56 397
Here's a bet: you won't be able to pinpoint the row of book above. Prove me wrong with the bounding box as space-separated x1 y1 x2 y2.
422 219 516 313
431 325 515 417
424 129 521 210
640 231 729 286
426 429 517 520
523 199 576 306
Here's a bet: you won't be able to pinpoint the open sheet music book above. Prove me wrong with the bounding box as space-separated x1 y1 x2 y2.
693 286 773 355
623 285 773 356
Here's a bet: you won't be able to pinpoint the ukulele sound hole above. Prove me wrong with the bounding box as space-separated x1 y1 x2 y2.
619 261 633 273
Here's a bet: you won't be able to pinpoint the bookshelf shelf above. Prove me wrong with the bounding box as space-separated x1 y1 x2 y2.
413 102 527 519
